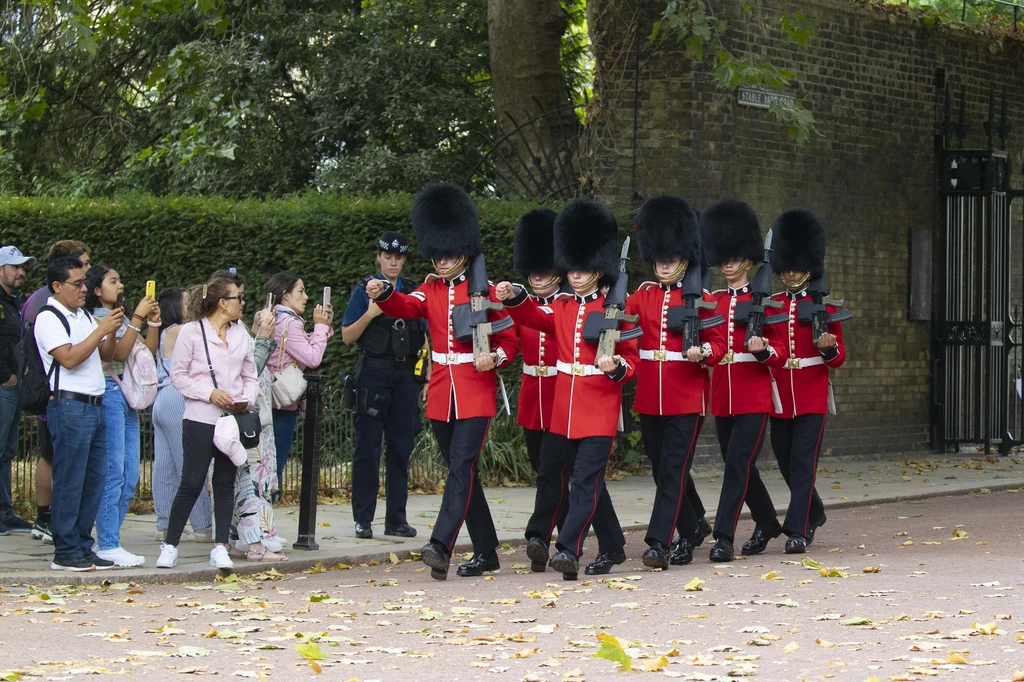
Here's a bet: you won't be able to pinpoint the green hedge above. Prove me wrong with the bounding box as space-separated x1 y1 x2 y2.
0 192 644 382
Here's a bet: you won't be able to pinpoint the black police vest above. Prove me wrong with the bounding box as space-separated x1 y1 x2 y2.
356 276 425 360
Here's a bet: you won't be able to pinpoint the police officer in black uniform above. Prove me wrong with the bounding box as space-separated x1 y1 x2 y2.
342 231 428 539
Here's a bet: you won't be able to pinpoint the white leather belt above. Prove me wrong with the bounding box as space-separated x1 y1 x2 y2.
556 360 602 376
432 351 474 366
522 364 553 377
640 349 686 362
784 356 824 370
719 351 758 364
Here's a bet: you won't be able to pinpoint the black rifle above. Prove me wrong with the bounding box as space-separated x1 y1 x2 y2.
582 237 643 365
742 229 785 345
667 262 724 350
806 273 853 343
451 253 514 360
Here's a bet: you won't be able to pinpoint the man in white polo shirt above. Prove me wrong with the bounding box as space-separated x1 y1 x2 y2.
34 255 123 571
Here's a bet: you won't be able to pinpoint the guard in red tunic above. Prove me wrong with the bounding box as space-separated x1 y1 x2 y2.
496 199 638 579
701 199 789 563
768 209 846 553
512 208 572 571
366 183 520 580
626 196 726 569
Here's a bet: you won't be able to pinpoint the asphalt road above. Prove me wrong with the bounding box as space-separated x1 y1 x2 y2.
1 490 1021 681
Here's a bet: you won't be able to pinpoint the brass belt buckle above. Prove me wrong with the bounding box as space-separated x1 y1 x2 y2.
721 351 734 364
571 362 586 376
653 350 666 362
535 365 548 377
786 357 801 370
446 352 458 364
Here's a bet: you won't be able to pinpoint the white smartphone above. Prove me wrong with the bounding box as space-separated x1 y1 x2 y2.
322 286 331 308
265 292 274 310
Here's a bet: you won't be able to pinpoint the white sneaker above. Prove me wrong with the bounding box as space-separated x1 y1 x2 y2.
210 545 234 569
96 547 146 567
156 543 178 569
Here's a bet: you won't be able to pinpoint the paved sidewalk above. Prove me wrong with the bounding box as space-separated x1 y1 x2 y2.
1 453 1021 585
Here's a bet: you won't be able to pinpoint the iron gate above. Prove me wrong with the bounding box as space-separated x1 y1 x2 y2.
933 88 1022 454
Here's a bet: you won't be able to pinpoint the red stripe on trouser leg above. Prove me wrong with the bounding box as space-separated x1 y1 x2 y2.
545 463 569 542
801 416 827 536
447 418 491 553
730 415 768 536
574 441 615 557
665 417 701 545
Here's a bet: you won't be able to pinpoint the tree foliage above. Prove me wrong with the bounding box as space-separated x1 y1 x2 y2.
0 0 495 196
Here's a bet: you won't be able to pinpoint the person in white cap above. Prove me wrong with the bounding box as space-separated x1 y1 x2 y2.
0 245 37 535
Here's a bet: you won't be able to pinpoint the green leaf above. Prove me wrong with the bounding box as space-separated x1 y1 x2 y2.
295 642 325 661
840 617 873 626
593 632 632 672
800 557 822 569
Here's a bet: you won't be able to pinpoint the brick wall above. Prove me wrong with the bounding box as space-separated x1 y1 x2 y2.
589 0 1024 461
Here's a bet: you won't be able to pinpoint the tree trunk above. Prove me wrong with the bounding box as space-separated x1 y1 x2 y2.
486 0 581 200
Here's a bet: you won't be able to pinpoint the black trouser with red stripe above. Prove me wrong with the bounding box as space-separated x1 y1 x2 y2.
523 429 569 542
770 414 827 538
712 414 779 541
640 414 704 547
429 417 499 555
553 435 626 559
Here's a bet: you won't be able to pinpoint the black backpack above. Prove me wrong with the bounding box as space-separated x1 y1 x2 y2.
16 305 69 415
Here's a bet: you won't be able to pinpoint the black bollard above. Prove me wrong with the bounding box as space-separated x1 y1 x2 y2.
293 374 326 550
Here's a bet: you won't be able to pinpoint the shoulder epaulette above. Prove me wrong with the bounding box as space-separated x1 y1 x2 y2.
424 273 441 283
711 288 727 295
636 281 659 291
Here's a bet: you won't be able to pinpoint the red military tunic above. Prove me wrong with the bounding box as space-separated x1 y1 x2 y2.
506 289 640 439
516 292 568 431
376 272 520 422
625 280 727 416
709 285 790 417
770 289 847 417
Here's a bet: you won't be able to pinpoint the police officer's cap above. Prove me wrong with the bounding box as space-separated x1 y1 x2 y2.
377 231 410 255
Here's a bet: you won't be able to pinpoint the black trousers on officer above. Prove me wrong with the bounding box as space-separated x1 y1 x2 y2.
525 432 620 552
523 428 568 540
429 416 499 555
554 435 626 559
713 414 779 541
640 414 705 547
770 414 827 538
351 363 421 527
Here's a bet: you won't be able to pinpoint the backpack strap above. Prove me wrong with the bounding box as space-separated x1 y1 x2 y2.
36 304 70 395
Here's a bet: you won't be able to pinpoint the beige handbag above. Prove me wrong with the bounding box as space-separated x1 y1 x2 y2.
271 320 307 408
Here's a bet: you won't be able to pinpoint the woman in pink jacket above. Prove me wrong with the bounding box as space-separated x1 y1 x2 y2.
157 276 259 570
264 273 334 492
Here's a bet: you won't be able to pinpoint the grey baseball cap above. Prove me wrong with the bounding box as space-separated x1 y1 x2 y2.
0 245 36 268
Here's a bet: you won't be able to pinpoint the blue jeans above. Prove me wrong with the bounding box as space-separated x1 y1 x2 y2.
272 408 299 492
0 384 21 518
48 398 107 561
96 377 140 550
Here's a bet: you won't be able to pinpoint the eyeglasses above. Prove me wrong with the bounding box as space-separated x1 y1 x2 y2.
61 279 87 289
223 294 246 302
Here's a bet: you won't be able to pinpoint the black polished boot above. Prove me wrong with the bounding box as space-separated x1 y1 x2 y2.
354 522 373 539
697 517 713 546
384 523 417 538
709 537 734 563
457 550 500 577
642 542 670 569
526 537 549 573
584 550 627 576
670 536 697 566
420 542 451 581
741 524 783 556
549 550 579 576
784 535 808 554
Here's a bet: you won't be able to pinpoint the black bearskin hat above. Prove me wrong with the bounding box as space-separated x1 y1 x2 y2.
700 198 764 266
634 195 700 265
770 209 826 278
554 199 619 275
411 182 482 261
513 208 558 277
